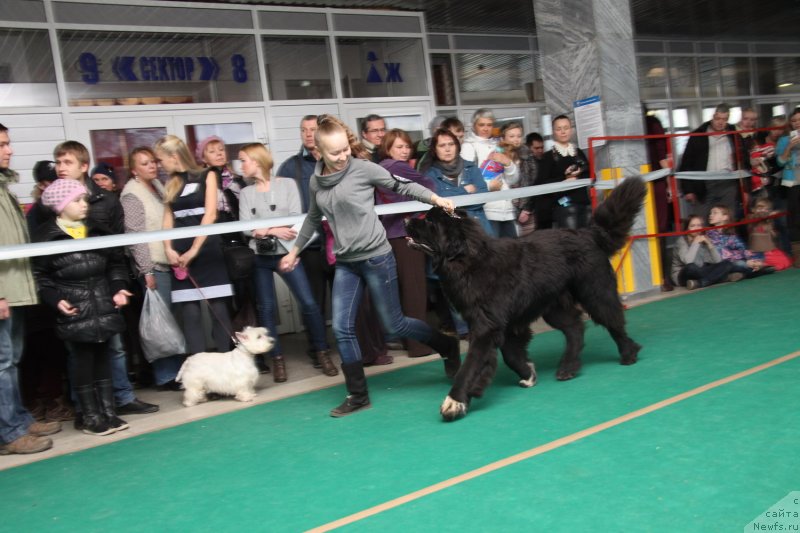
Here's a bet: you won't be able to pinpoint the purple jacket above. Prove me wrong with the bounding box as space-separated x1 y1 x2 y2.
377 159 435 239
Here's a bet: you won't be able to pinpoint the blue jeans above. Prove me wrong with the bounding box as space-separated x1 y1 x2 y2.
106 334 136 405
332 251 434 364
489 220 518 238
253 254 328 357
141 271 185 385
0 307 34 444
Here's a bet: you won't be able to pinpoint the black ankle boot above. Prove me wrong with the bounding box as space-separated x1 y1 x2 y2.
95 379 129 433
330 362 371 417
74 385 114 436
427 331 462 378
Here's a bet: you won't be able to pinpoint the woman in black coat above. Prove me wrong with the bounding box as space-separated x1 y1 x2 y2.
531 115 591 230
33 179 132 437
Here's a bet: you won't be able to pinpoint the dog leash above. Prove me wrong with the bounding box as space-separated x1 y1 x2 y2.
184 272 238 346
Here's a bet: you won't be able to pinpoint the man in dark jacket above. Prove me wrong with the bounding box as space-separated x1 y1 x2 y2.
276 115 320 213
678 103 748 218
53 141 158 418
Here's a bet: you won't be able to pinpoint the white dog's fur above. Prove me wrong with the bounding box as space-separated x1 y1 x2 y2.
176 326 274 407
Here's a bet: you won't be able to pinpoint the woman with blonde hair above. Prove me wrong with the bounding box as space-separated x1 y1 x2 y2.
279 116 461 417
155 135 234 355
238 143 336 381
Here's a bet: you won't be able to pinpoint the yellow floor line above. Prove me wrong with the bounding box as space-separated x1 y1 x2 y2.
307 349 800 532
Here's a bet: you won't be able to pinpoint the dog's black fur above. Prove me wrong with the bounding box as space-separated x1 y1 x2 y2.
406 177 647 421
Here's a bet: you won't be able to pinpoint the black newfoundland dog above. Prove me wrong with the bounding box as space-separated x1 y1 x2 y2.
406 177 647 421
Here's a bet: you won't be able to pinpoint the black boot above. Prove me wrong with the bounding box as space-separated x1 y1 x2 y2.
95 379 129 433
330 362 371 417
427 331 462 379
74 385 114 436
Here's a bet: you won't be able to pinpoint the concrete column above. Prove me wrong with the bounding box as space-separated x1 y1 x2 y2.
534 0 659 295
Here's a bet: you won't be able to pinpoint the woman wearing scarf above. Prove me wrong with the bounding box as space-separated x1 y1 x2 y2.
533 115 591 230
421 129 494 236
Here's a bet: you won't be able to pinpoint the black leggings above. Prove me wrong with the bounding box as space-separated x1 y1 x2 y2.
179 298 232 354
678 261 734 288
68 341 111 389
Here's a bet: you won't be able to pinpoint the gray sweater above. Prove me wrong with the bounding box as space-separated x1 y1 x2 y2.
239 178 302 255
670 236 722 285
295 157 435 262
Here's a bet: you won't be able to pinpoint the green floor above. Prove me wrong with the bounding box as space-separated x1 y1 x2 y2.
2 270 799 533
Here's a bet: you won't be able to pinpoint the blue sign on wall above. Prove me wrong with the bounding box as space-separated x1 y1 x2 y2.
365 51 402 84
79 53 247 84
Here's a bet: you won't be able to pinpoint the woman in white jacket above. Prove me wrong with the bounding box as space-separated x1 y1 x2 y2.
460 109 519 237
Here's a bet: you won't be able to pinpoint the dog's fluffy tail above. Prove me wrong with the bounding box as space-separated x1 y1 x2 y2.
590 177 647 256
175 359 188 383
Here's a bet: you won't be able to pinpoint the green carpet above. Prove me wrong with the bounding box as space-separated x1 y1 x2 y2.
1 270 798 532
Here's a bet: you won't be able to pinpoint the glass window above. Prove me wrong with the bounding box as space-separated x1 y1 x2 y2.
5 0 47 22
58 30 261 106
756 57 800 95
456 53 536 105
637 56 667 100
184 122 256 168
262 36 334 100
53 3 251 29
385 115 425 144
336 37 428 98
699 105 740 124
720 57 751 97
354 114 425 145
89 127 168 187
671 107 693 157
697 57 719 98
668 57 697 99
647 108 670 130
0 29 59 107
671 108 690 128
430 54 456 107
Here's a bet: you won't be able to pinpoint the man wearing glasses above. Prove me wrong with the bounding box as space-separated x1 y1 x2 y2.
360 114 387 163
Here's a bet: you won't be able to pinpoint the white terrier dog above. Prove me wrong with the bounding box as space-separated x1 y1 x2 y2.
176 326 274 407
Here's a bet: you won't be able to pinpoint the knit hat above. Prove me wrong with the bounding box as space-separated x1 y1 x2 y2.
90 161 115 180
41 179 88 214
33 160 57 183
195 135 224 163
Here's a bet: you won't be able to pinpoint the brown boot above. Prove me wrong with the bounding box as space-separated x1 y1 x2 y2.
316 351 339 377
0 434 53 455
45 398 75 422
28 420 62 436
28 399 46 421
272 356 287 383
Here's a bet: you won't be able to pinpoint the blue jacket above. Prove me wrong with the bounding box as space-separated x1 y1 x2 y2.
776 135 799 186
424 159 495 236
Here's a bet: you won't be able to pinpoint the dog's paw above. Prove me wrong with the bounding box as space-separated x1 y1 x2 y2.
556 365 579 380
235 392 256 402
440 395 467 421
620 342 641 365
519 362 537 388
556 358 582 381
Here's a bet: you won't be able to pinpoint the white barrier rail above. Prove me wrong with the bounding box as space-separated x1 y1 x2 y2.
672 170 751 180
0 168 748 261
